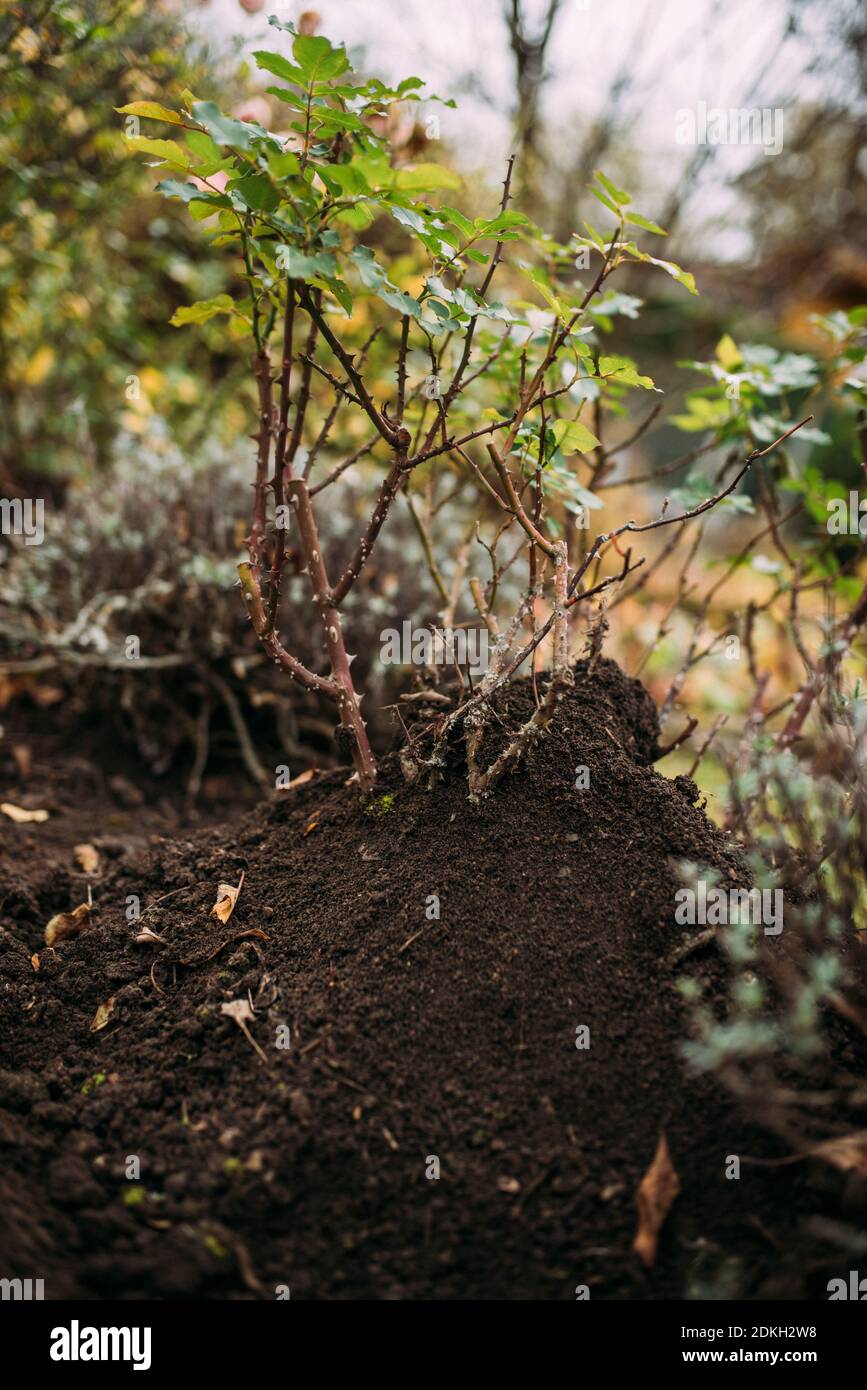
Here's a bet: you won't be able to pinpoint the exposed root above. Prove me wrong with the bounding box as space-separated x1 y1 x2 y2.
467 672 572 801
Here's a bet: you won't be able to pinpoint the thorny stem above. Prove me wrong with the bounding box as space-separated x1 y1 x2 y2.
267 283 296 629
249 348 274 583
287 477 377 787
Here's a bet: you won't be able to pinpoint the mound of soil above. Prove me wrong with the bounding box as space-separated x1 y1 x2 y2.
0 660 836 1298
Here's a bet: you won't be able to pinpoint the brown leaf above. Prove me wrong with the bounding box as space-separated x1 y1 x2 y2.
210 871 245 925
220 997 270 1067
288 767 316 789
74 843 100 875
90 997 116 1032
2 801 49 824
302 819 319 837
810 1131 867 1175
632 1132 681 1268
30 953 40 972
44 902 92 947
221 998 254 1026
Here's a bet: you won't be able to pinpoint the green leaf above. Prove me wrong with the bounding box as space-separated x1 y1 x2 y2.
625 211 667 236
581 220 606 252
170 294 235 327
715 333 742 369
350 245 386 289
253 51 306 86
189 199 222 221
228 174 279 213
390 204 428 235
191 101 256 151
477 210 528 236
439 205 474 237
115 102 183 125
275 246 337 279
595 170 631 206
394 163 462 191
354 155 394 190
185 130 223 162
265 86 306 112
598 355 657 390
644 255 698 295
335 204 376 229
311 107 366 134
520 263 568 323
321 276 353 315
320 162 371 195
267 149 301 179
551 419 601 454
292 34 351 82
378 286 422 321
123 135 191 167
155 178 200 203
589 185 620 216
425 274 453 302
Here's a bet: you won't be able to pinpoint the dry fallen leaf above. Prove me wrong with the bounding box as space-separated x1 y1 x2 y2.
810 1131 867 1175
134 925 165 946
2 801 49 824
288 767 316 789
210 871 245 925
30 953 40 972
221 998 254 1026
303 819 319 837
632 1132 681 1268
44 902 92 947
74 843 100 875
221 997 269 1066
90 997 116 1032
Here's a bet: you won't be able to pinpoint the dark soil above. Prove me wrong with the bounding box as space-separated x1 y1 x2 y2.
0 660 853 1299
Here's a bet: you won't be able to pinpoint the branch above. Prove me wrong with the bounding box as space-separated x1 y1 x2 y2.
237 562 336 697
296 285 399 446
329 457 407 608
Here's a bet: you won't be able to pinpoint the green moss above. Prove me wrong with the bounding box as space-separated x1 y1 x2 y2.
223 1157 241 1176
81 1072 106 1096
122 1184 146 1208
364 792 395 817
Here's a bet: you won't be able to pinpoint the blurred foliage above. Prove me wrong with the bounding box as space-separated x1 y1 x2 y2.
0 0 249 488
679 695 867 1178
